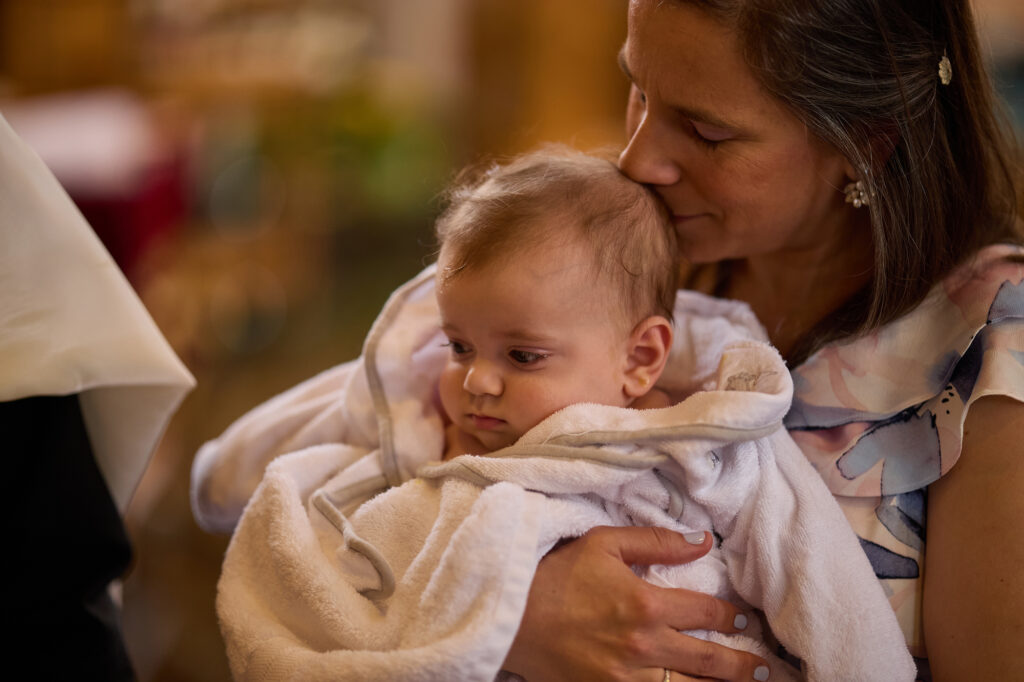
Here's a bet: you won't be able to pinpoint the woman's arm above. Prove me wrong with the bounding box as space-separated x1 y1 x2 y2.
924 395 1024 680
501 526 771 682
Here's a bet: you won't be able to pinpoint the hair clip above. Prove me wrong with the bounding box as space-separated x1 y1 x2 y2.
938 53 952 86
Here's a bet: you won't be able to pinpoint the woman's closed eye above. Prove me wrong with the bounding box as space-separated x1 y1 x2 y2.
691 120 734 147
508 349 549 366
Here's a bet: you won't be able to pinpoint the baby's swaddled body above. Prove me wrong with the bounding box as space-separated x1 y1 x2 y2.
208 269 915 681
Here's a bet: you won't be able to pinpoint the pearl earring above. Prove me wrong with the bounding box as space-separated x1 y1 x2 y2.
844 180 869 208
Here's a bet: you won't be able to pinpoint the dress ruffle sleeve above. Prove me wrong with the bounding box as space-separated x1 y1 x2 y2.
785 243 1024 497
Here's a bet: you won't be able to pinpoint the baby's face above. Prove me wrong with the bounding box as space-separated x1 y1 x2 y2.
436 242 633 453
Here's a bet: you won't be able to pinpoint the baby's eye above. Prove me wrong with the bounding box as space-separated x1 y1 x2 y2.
508 349 547 365
444 340 471 356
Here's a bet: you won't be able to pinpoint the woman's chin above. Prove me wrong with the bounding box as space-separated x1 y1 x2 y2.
679 244 735 266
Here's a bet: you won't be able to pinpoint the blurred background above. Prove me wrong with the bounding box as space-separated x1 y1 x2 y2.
1 1 1021 680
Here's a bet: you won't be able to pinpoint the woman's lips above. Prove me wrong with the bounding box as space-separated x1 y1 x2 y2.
672 213 706 226
470 414 506 430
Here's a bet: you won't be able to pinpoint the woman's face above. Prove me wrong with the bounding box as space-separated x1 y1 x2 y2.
619 0 856 266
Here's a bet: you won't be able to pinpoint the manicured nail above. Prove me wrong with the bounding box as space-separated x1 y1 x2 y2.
733 613 748 630
754 665 770 681
683 531 706 544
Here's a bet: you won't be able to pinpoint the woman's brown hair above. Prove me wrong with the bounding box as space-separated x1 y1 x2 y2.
686 0 1021 363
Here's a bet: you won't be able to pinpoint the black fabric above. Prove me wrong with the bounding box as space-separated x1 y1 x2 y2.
3 394 136 681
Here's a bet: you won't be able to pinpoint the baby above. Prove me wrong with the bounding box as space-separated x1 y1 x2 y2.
211 147 914 682
433 148 677 460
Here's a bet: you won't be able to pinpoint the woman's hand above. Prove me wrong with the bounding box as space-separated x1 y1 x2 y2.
502 526 771 681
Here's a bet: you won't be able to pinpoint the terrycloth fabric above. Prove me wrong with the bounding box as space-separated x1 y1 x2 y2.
212 268 914 681
0 114 194 509
191 268 768 532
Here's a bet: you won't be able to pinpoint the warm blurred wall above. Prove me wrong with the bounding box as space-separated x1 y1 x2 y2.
972 0 1024 62
466 0 628 155
0 0 134 93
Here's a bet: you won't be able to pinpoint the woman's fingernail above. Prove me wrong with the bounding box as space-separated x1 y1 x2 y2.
683 531 706 544
733 613 748 630
753 665 770 681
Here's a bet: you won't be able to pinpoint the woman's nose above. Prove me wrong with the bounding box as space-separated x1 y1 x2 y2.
463 361 503 397
618 111 681 187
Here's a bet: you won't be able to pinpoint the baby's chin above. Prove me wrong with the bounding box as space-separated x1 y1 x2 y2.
475 430 521 453
449 421 521 455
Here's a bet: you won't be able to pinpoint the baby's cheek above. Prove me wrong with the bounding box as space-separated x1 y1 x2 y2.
436 366 462 418
516 386 570 432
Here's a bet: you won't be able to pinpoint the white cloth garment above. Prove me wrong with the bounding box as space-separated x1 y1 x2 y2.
0 113 195 509
190 267 769 533
206 268 914 681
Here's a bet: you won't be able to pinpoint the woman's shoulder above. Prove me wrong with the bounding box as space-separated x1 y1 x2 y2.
785 243 1024 497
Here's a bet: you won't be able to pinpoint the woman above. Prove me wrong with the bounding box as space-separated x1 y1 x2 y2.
193 0 1023 679
501 1 1023 680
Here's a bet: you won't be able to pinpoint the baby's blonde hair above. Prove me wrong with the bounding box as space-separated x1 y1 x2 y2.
435 145 678 324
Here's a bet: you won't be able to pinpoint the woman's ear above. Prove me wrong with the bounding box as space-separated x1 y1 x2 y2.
842 158 859 183
842 132 896 182
622 315 673 398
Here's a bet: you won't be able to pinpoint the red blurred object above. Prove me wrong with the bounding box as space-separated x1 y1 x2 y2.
2 89 188 282
72 152 188 282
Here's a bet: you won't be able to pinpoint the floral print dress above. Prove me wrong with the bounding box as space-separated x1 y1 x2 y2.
785 244 1024 678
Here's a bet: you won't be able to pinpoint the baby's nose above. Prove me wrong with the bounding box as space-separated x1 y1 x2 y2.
463 361 503 397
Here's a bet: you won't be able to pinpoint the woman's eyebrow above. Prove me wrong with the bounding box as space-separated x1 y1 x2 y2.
617 45 741 133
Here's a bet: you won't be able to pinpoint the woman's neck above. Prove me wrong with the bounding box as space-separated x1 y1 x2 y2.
725 241 873 360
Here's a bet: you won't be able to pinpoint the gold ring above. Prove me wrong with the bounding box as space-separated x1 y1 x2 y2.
663 669 672 682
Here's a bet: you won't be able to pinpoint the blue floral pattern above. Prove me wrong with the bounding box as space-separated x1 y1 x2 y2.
784 245 1024 668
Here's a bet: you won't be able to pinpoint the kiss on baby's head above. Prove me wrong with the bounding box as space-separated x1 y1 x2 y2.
432 146 680 457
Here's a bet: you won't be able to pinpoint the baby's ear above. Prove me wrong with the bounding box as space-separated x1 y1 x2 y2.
623 315 673 398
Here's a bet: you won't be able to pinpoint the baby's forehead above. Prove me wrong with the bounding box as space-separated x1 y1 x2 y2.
436 251 634 334
437 237 599 292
